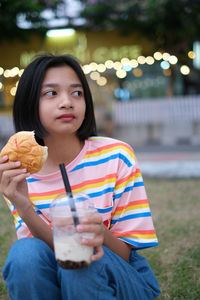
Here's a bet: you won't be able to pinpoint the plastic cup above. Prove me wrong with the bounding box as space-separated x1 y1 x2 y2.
49 193 96 270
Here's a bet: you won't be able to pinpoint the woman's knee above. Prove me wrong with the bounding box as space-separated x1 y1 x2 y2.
3 238 62 300
3 238 56 280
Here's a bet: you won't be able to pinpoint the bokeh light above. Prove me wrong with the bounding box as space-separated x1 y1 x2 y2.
160 61 170 70
188 51 195 59
96 76 107 86
133 68 143 77
153 52 163 60
168 55 178 64
180 65 190 75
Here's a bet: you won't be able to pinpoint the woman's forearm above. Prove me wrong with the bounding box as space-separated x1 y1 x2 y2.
103 227 133 261
18 205 54 250
18 207 132 261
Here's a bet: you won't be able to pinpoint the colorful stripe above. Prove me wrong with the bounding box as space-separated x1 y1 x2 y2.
111 212 152 224
84 143 135 160
121 237 158 248
72 153 133 171
3 136 158 250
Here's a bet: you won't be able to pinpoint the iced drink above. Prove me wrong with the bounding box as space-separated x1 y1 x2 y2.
50 193 96 269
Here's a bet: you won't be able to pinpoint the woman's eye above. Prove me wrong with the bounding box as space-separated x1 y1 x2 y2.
73 90 82 96
45 90 56 96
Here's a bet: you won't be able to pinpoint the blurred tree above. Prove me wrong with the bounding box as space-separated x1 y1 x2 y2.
79 0 200 58
0 0 64 42
78 0 200 95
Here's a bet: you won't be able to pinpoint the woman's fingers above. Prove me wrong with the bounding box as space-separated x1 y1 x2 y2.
7 171 29 187
0 160 21 170
83 213 102 224
75 213 105 261
0 155 8 163
78 226 104 252
0 160 21 179
0 169 30 198
81 236 104 252
91 246 104 261
3 172 28 190
1 167 26 186
77 223 104 234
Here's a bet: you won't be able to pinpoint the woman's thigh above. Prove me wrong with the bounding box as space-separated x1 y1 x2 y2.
2 238 61 300
3 239 161 300
58 246 160 300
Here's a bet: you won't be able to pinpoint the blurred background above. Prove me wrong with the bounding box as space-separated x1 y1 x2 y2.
0 0 200 177
0 2 200 299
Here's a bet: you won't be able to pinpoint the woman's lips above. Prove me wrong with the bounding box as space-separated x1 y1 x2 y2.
58 114 75 121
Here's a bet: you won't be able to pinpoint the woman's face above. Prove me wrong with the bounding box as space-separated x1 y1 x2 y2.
39 65 86 138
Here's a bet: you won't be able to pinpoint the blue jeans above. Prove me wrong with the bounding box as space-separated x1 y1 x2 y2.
2 238 161 300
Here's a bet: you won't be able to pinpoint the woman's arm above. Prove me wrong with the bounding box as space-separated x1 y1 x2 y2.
76 213 133 262
18 206 54 249
0 156 53 249
103 227 132 261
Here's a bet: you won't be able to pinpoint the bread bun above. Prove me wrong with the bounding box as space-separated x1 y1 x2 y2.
0 131 48 174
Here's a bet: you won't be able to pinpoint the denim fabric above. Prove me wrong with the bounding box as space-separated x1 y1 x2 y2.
2 238 161 300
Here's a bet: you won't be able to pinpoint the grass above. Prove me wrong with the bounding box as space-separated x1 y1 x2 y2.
0 178 200 299
0 194 16 300
141 178 200 299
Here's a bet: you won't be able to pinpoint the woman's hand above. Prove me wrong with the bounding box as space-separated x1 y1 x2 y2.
76 212 105 261
0 155 31 213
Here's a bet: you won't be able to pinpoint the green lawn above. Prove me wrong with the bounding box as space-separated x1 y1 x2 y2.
0 178 200 299
141 178 200 299
0 194 16 300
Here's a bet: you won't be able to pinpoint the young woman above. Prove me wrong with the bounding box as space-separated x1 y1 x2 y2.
0 54 161 299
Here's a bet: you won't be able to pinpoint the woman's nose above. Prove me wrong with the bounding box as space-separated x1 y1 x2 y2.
58 93 72 108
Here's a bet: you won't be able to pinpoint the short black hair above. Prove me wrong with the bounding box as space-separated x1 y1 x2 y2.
13 53 97 145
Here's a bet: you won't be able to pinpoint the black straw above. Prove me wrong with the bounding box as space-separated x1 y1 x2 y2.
59 163 79 225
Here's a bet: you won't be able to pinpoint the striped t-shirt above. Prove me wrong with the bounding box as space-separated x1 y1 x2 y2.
5 136 158 249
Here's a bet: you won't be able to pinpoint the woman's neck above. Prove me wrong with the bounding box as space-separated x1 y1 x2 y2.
38 135 84 175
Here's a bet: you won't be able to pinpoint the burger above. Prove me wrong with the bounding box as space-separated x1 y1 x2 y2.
0 131 48 174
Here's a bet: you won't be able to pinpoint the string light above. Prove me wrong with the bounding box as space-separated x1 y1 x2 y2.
154 52 163 60
0 67 4 75
116 69 127 78
168 55 178 64
145 56 154 65
10 86 17 96
89 62 98 71
113 62 122 70
122 63 132 72
188 51 195 59
160 61 170 70
0 49 193 94
105 60 114 69
162 52 170 61
97 76 107 86
82 64 91 74
121 57 129 64
180 65 190 75
90 71 100 80
96 64 106 73
4 70 10 78
137 56 146 64
129 59 138 68
133 68 143 77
